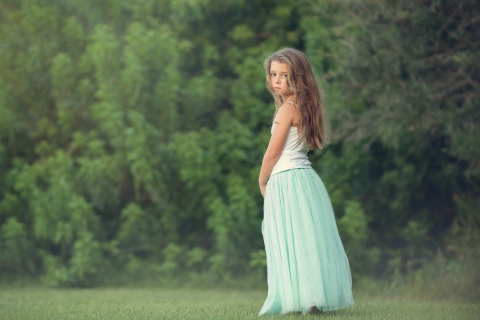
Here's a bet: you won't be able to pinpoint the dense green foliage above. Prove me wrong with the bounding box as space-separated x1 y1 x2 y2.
0 0 478 289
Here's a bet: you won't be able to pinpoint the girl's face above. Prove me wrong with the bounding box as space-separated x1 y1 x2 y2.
269 61 293 99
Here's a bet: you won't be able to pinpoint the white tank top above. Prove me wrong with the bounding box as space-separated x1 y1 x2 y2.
270 123 311 176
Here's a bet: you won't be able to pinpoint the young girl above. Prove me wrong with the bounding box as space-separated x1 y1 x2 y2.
258 48 354 315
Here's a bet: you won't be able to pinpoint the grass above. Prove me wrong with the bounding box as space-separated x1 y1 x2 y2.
0 287 478 320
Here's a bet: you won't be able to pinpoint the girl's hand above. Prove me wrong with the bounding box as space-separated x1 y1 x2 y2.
260 183 267 198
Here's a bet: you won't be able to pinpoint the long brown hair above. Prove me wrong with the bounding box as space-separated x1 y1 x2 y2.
264 48 330 149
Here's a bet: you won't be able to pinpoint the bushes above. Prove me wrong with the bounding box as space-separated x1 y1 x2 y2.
0 218 36 274
0 0 478 289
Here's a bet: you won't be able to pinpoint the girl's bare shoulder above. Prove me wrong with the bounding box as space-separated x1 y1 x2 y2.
279 102 296 113
279 102 300 125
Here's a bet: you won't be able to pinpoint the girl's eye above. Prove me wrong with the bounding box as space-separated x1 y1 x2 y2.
282 74 288 78
270 73 276 77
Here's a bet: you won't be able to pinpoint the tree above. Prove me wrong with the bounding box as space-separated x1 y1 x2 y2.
302 0 480 275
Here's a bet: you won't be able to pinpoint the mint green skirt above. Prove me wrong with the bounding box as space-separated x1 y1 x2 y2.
259 168 354 315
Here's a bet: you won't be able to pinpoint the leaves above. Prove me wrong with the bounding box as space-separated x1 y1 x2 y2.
0 0 477 286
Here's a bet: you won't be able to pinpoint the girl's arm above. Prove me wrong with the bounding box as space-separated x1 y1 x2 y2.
258 104 295 196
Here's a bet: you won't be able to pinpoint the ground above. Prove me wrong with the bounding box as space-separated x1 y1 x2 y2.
0 288 478 319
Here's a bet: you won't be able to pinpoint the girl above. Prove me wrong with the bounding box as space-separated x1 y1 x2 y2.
258 48 354 315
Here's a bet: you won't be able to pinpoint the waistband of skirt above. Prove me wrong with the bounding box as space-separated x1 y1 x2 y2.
270 166 312 178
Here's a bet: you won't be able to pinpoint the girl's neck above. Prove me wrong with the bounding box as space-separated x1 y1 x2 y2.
283 94 294 102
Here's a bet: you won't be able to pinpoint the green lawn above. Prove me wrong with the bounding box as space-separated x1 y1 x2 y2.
0 288 478 320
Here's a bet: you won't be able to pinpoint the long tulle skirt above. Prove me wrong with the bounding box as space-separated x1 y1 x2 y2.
259 168 354 315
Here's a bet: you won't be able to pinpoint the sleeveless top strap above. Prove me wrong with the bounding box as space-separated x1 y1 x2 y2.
284 100 298 107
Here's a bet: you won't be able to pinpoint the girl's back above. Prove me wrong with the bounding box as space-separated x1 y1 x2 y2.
270 106 311 176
